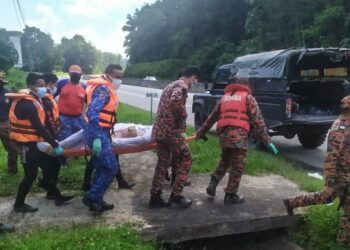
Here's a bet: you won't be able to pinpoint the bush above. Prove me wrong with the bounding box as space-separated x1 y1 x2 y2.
124 59 185 79
291 203 346 250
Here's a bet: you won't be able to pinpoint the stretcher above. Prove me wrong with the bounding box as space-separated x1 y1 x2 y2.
63 135 196 157
37 123 196 157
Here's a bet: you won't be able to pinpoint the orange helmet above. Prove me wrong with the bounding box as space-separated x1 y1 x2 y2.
341 95 350 109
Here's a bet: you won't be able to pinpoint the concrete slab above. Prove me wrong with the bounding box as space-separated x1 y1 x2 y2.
0 151 305 243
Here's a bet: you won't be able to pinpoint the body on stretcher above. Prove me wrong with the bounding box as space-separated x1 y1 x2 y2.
37 123 195 156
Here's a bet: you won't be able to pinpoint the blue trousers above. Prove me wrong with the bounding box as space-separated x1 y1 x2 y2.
58 115 85 141
84 128 119 203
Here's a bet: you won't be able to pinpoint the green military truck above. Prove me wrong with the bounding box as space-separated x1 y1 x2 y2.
193 48 350 148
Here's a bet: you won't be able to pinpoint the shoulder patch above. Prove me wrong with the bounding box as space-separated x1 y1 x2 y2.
99 93 106 100
339 124 346 130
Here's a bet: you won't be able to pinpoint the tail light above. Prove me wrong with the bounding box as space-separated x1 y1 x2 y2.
286 98 292 119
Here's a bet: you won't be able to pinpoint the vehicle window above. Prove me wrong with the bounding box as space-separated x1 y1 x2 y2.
324 67 347 77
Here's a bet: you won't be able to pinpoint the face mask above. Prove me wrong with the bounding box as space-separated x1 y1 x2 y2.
112 79 122 90
49 86 57 95
70 73 81 84
37 87 47 98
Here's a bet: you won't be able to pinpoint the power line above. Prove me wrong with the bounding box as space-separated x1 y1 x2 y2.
12 0 23 28
16 0 26 27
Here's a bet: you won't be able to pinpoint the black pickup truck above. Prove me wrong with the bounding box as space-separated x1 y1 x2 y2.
193 48 350 149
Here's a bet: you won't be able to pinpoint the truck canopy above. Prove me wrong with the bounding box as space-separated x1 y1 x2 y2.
231 48 350 79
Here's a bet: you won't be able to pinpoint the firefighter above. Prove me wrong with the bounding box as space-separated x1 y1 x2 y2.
284 95 350 247
149 65 201 209
196 76 278 204
9 73 64 213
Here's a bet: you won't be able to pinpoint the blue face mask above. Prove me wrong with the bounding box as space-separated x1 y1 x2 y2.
37 87 47 98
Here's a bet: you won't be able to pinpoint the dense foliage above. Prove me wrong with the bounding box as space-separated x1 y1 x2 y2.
0 26 121 74
0 29 18 71
123 0 350 80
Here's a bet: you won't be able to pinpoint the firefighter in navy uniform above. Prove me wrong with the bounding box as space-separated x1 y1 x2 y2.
196 77 278 204
39 73 74 206
8 73 64 213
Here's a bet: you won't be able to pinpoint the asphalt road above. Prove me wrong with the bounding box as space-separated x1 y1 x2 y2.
118 84 326 171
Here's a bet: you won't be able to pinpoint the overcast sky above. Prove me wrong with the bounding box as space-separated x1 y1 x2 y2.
0 0 157 57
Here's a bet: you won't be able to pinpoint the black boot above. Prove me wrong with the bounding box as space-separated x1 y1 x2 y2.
0 223 15 234
82 197 104 214
169 193 192 208
149 192 171 209
224 193 244 205
54 194 75 206
116 171 135 189
118 180 135 189
102 201 114 211
283 199 294 216
206 175 220 197
13 203 38 213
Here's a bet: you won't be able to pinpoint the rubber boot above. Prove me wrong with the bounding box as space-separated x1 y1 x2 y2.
283 199 294 216
224 193 244 205
149 192 171 209
206 175 219 197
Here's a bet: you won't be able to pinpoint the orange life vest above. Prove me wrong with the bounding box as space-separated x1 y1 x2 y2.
58 81 86 116
217 85 251 132
43 94 59 123
7 93 46 142
86 77 118 128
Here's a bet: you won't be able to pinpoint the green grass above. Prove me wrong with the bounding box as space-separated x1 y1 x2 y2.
291 202 345 250
0 225 154 250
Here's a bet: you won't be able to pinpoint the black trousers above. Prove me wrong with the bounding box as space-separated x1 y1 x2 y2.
40 154 61 195
15 143 61 206
15 143 40 206
84 155 124 184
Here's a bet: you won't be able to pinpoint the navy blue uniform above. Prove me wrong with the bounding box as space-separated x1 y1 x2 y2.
83 85 119 204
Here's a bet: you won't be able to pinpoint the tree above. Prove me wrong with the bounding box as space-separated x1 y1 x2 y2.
21 26 55 72
57 35 98 74
0 29 18 71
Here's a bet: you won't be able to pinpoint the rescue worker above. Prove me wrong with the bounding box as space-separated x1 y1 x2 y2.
55 65 86 141
149 65 201 209
82 67 135 191
196 77 278 204
0 222 14 234
82 64 121 213
9 73 64 213
0 70 19 173
38 73 74 206
284 95 350 247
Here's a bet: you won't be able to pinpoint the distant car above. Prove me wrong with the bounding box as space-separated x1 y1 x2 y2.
143 76 157 81
80 74 100 84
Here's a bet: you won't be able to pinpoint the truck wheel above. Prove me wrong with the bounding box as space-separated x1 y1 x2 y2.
297 129 328 149
195 111 206 130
